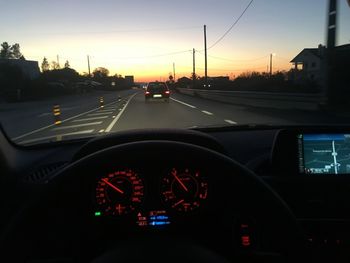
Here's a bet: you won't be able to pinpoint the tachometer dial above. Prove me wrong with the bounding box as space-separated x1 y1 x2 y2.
161 168 208 212
95 169 144 216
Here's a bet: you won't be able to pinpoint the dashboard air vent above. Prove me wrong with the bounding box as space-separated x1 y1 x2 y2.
24 162 67 184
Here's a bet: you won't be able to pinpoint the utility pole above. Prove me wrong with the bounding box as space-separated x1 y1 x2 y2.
204 25 208 87
326 0 338 105
327 0 337 49
192 48 196 88
87 55 91 78
269 53 273 76
173 62 176 82
192 49 196 77
57 55 60 68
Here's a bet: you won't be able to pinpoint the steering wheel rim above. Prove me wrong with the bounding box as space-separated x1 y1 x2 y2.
1 140 303 262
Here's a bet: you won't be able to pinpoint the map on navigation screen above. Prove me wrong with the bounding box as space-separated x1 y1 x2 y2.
298 134 350 175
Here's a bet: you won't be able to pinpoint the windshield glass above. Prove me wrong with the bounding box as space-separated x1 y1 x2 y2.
0 0 349 145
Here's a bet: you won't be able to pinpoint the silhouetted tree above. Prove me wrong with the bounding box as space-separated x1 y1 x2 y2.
0 42 24 59
64 60 70 68
51 61 60 70
41 57 50 72
0 42 11 58
81 72 90 77
93 67 109 78
113 73 122 78
10 43 23 59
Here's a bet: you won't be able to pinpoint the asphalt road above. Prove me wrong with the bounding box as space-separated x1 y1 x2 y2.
0 89 347 145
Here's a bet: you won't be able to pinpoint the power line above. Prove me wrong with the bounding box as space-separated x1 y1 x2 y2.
207 0 254 50
209 54 268 62
196 50 268 63
274 55 292 62
98 50 192 60
16 26 203 37
197 66 266 72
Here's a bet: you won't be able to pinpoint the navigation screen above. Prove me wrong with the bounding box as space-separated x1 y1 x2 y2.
298 134 350 175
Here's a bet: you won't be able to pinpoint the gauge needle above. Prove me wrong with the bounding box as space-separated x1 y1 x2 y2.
102 178 124 194
172 199 185 208
171 171 188 192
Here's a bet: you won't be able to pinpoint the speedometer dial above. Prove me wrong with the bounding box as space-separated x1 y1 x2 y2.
161 168 208 212
95 169 144 216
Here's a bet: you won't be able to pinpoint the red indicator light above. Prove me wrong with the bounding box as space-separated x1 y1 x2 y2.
240 224 249 228
165 91 170 94
241 235 251 247
145 91 150 95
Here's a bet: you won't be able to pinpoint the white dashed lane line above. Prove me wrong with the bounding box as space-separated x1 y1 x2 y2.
52 122 103 131
201 110 214 116
97 109 115 113
170 96 238 125
104 106 117 110
170 98 197 108
224 119 237 125
72 116 109 122
88 112 113 116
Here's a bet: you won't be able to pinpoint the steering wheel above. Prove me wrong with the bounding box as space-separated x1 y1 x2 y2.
1 140 303 262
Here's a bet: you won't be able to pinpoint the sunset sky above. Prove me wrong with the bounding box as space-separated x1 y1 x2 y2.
1 0 350 82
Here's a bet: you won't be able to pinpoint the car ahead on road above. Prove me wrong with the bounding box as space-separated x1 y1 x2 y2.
145 82 170 103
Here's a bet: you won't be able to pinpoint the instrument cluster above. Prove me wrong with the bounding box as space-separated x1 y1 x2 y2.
93 167 208 228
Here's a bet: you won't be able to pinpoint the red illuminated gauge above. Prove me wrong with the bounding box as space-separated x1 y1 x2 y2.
161 168 208 212
95 169 144 216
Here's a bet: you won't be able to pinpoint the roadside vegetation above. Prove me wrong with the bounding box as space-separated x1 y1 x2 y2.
176 70 321 93
0 42 134 102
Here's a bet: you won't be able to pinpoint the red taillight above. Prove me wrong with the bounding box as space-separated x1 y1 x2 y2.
165 91 170 94
145 91 150 95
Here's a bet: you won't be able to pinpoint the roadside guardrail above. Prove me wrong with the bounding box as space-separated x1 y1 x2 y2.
176 88 326 111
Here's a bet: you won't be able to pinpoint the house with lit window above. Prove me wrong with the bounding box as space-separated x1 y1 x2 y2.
290 44 327 89
290 44 350 90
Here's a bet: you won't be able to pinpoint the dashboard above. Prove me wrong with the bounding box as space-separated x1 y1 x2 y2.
1 126 350 262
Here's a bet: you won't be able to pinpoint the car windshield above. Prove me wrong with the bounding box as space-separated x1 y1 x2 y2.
0 0 349 145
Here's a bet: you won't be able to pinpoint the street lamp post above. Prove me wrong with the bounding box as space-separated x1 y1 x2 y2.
269 53 276 76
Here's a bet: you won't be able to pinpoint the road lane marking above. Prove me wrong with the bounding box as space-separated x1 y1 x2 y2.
201 110 214 116
37 112 51 117
170 98 196 108
99 129 105 133
97 110 114 113
12 99 121 141
105 93 138 132
224 119 237 125
19 130 94 145
72 116 108 122
52 122 103 131
87 112 113 116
